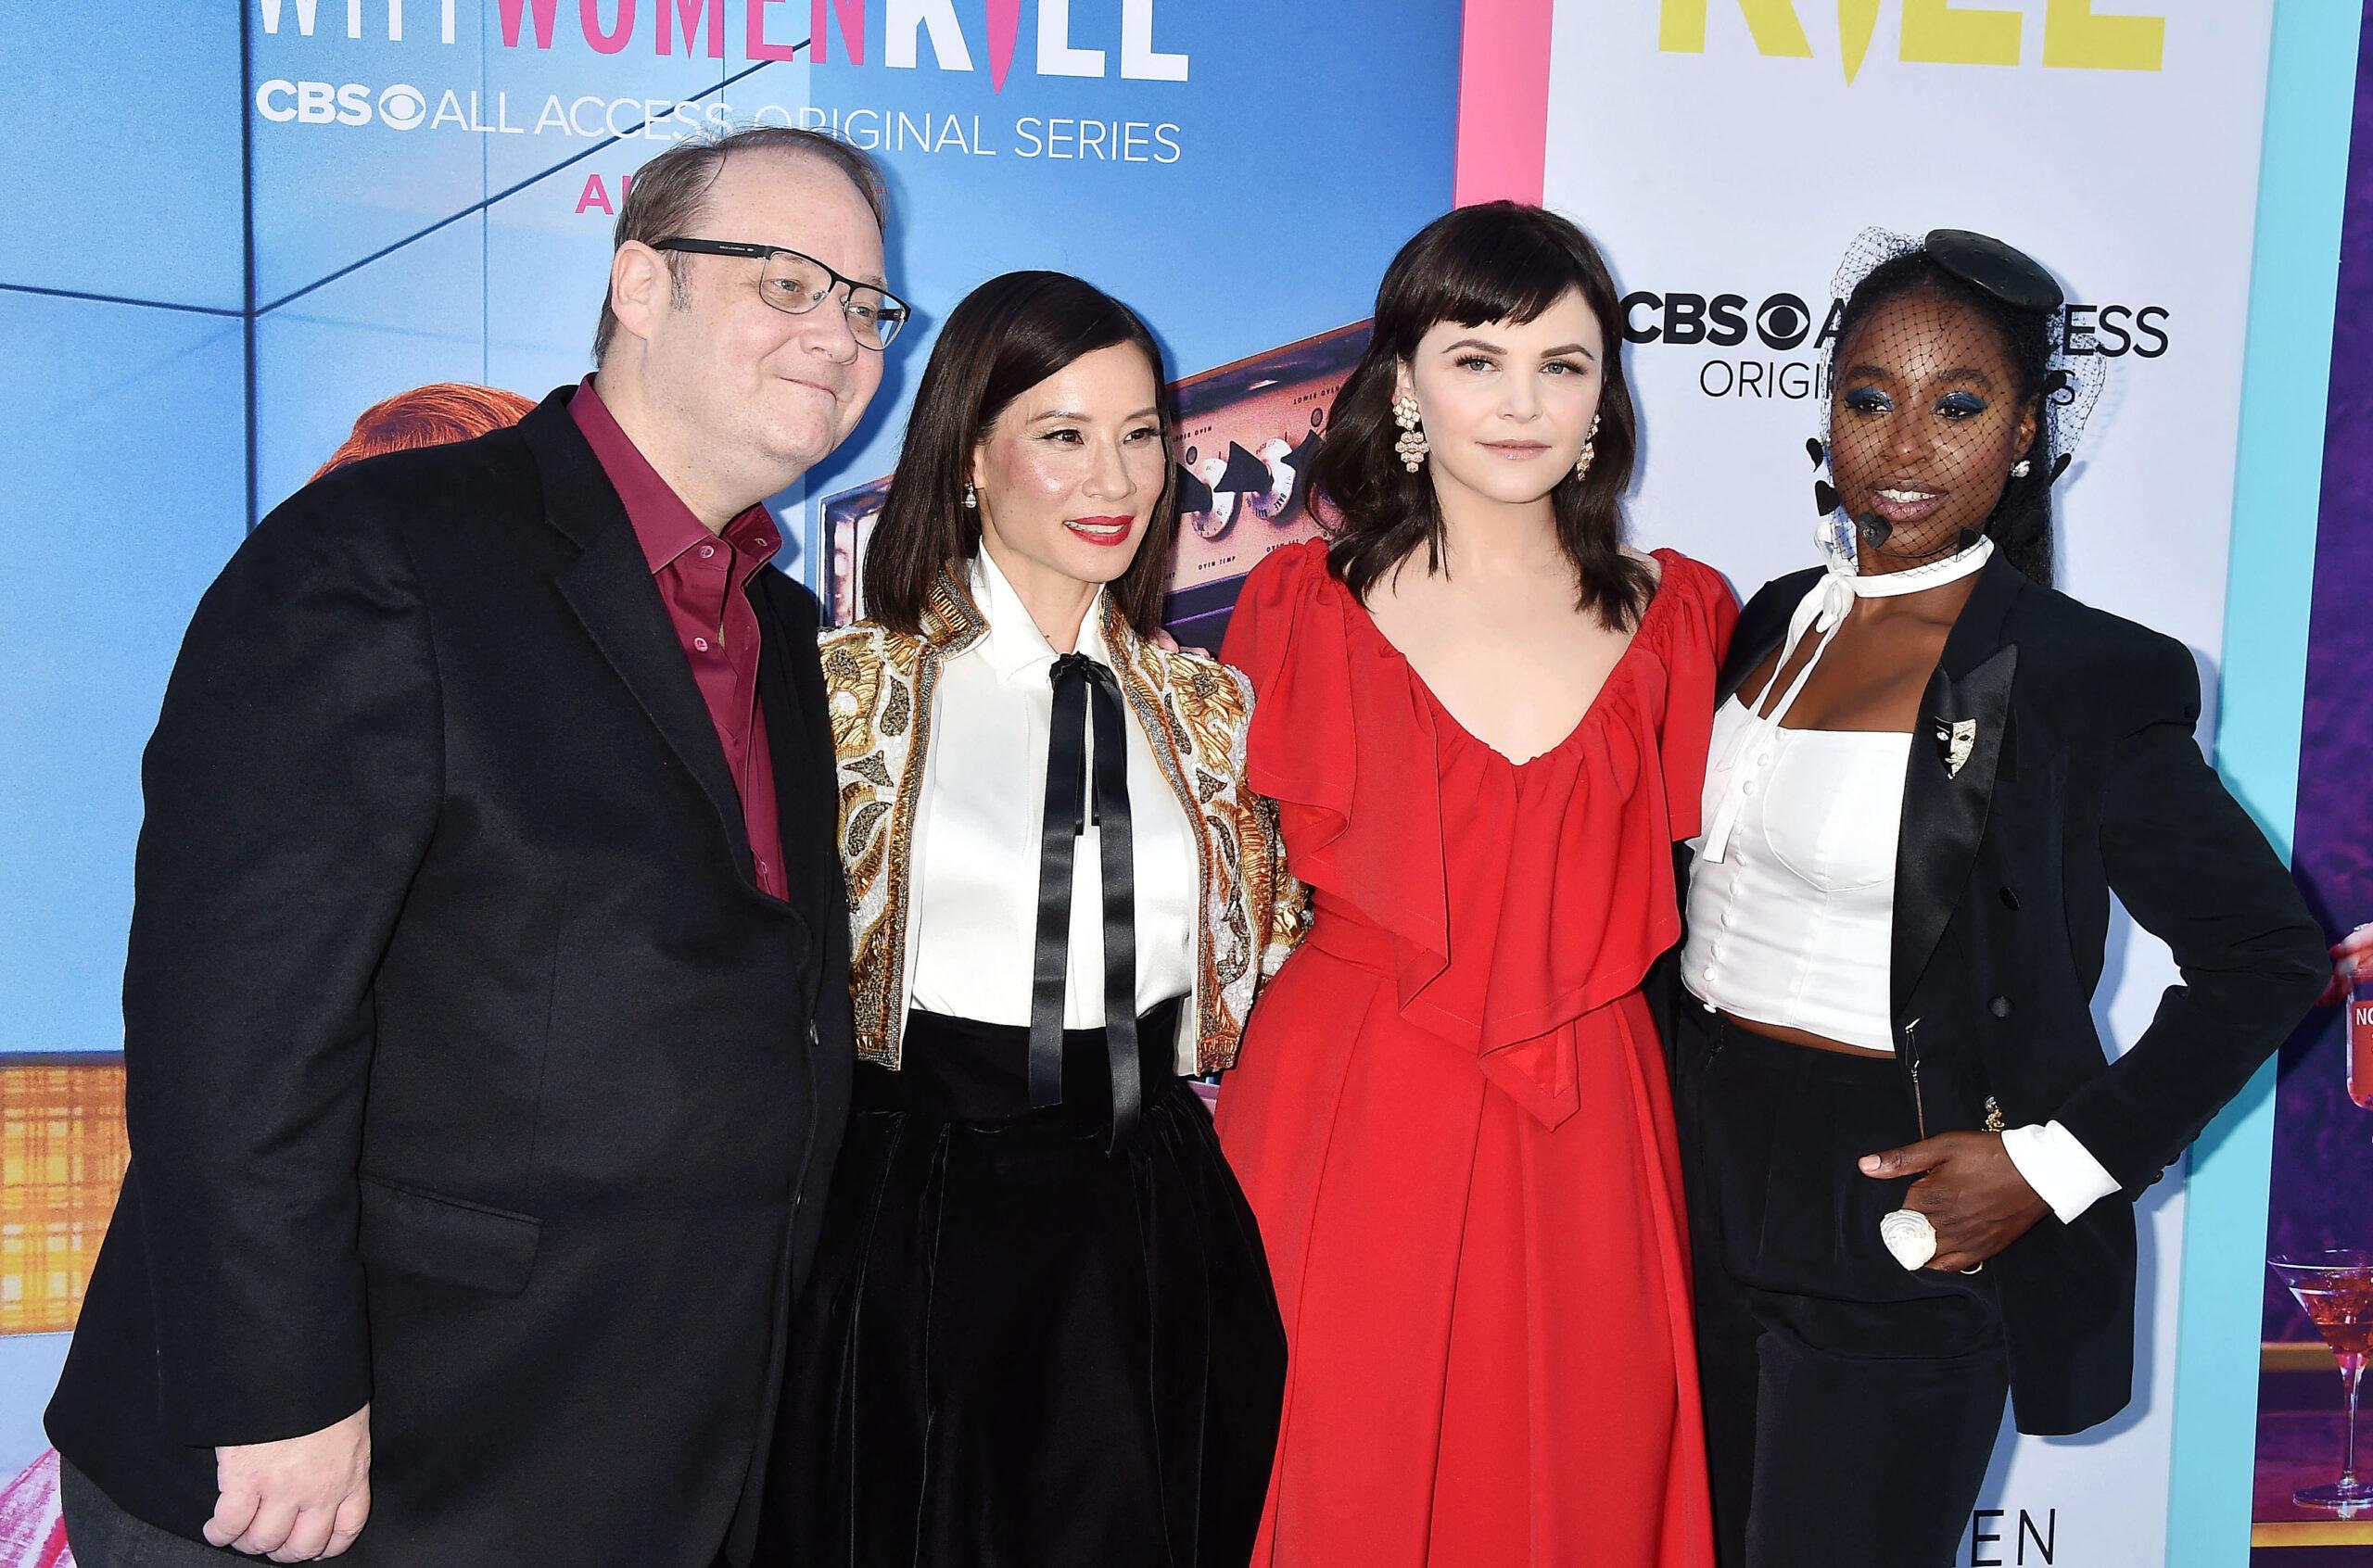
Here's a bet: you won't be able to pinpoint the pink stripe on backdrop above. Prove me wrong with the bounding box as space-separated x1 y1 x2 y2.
1453 0 1556 206
986 0 1020 92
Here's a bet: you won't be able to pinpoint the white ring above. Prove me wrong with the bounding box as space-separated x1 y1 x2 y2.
1879 1208 1937 1271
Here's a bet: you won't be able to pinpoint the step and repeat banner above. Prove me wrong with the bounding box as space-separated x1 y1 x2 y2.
0 2 2354 1563
0 1 1462 1557
1535 3 2276 1565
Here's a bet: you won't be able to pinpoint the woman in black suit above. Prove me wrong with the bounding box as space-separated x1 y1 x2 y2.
1669 229 2327 1568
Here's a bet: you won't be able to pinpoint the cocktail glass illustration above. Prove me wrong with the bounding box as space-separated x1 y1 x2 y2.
2273 1250 2373 1511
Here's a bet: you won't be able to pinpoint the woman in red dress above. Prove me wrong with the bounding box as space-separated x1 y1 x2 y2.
1218 203 1730 1567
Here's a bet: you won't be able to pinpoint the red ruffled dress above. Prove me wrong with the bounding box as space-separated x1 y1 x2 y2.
1217 540 1733 1567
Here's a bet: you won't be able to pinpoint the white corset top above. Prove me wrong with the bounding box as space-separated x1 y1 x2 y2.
1681 566 1928 1053
1675 540 2131 1225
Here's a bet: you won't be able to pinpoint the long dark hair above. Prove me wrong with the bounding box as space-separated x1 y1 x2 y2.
1832 252 2059 585
1314 202 1656 630
864 271 1178 636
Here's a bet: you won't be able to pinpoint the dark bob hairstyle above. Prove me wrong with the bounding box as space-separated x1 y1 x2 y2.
862 271 1178 637
1313 201 1656 630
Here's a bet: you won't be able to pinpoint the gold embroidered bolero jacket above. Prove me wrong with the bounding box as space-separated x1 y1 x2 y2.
819 564 1309 1073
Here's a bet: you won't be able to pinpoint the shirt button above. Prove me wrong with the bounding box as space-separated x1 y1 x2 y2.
1758 750 1774 765
757 859 771 877
693 637 711 651
1740 780 1758 796
1712 943 1727 959
697 543 717 560
1702 967 1718 983
1720 910 1735 928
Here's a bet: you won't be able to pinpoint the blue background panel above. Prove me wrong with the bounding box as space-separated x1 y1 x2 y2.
0 297 247 1054
255 218 491 509
248 21 491 307
0 2 245 310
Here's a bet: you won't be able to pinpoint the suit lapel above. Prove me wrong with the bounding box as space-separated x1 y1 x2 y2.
1889 553 2025 1018
556 526 757 878
520 393 773 904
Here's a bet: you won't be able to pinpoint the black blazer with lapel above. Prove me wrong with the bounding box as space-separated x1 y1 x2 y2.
46 390 854 1565
1675 550 2323 1435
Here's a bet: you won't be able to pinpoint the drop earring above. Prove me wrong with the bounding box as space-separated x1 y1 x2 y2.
963 481 978 509
1392 392 1428 473
1574 412 1602 480
2010 460 2032 478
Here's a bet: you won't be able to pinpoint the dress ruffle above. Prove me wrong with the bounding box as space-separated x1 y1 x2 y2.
1223 539 1737 1127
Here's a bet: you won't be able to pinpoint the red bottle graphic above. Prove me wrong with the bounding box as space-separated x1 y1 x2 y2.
2353 963 2373 1110
2335 923 2373 1110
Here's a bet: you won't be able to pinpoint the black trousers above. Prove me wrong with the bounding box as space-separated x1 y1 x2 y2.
1674 1003 2010 1568
62 1459 741 1568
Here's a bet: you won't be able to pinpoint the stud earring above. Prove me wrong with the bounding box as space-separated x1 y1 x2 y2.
963 481 978 509
1391 391 1428 473
2010 460 2032 479
1574 412 1602 480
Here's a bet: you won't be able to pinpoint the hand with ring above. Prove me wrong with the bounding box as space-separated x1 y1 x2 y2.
1862 1132 2049 1273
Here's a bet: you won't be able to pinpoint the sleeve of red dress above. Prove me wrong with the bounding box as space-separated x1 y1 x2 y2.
1220 542 1358 857
1218 542 1453 975
1655 558 1740 845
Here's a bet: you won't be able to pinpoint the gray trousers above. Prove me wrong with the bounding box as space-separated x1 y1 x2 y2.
58 1461 244 1568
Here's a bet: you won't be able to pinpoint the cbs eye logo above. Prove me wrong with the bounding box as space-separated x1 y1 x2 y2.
379 84 428 130
1621 292 1820 351
253 79 428 130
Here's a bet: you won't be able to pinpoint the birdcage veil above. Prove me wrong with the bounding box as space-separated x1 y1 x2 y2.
1808 227 2106 582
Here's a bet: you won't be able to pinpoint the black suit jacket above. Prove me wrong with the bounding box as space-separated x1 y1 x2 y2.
46 390 854 1565
1666 550 2323 1435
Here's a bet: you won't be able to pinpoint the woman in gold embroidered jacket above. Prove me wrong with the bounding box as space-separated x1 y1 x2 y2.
769 271 1305 1568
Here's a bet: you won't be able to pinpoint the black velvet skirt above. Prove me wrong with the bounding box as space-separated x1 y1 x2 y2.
769 1000 1287 1568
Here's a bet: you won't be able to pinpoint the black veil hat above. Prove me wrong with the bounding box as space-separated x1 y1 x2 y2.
1809 226 2107 575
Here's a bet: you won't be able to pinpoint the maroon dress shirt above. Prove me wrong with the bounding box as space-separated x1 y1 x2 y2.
570 378 788 899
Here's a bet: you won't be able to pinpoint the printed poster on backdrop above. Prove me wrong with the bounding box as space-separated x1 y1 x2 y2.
0 2 1463 1556
2253 18 2373 1562
1539 3 2275 1563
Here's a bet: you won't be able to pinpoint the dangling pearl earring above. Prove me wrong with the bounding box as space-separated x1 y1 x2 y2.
2010 460 2032 479
1392 391 1428 473
1574 412 1602 480
963 481 978 509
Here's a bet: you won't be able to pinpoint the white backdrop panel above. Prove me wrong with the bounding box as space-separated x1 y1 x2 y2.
1542 5 2277 1563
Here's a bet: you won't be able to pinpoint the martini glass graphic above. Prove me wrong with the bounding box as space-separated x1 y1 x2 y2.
2272 1250 2373 1511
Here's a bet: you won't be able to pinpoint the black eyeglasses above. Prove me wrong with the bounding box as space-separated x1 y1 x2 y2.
653 237 910 351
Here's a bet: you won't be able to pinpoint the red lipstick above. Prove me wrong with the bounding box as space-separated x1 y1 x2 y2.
1064 515 1136 548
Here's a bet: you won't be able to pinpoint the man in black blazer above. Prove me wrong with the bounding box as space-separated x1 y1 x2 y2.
48 126 895 1566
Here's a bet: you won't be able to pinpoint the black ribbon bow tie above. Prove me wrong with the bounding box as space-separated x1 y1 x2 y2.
1028 652 1140 1150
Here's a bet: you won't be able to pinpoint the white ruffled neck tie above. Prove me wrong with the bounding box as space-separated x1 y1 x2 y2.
1700 533 1996 865
1813 534 1996 632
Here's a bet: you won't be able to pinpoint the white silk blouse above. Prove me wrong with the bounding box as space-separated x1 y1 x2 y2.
905 550 1201 1065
